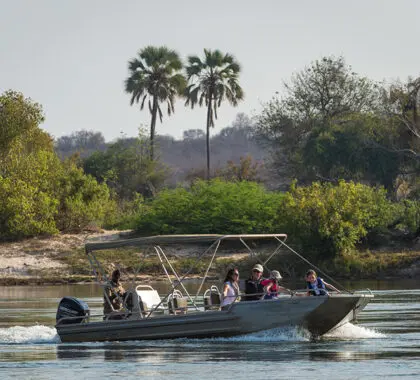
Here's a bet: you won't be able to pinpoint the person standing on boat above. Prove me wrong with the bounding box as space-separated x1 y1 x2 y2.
103 269 126 316
221 268 240 308
305 269 340 296
261 270 291 299
243 264 265 301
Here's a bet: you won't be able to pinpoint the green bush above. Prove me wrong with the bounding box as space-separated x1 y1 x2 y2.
398 199 420 235
0 176 59 240
103 193 144 230
0 150 62 240
135 179 284 234
55 162 114 232
280 180 396 259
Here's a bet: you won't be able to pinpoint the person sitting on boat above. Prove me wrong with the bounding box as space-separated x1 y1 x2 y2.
305 269 340 296
261 270 291 299
243 263 265 301
221 268 240 308
103 269 126 316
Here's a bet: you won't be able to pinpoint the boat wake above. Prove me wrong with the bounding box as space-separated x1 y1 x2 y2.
323 322 385 339
177 326 312 343
0 325 60 344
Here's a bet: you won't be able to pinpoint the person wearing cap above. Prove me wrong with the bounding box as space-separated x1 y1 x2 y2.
260 270 291 299
243 263 265 301
103 268 126 316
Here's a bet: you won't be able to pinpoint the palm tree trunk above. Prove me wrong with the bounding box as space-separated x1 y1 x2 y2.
206 97 212 180
150 95 158 161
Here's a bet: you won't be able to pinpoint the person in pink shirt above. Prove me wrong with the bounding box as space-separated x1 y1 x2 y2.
261 270 291 299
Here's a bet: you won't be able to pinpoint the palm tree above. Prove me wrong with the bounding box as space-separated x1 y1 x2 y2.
125 46 186 160
185 49 244 178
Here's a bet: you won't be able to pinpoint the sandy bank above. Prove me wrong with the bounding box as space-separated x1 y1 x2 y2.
0 231 124 284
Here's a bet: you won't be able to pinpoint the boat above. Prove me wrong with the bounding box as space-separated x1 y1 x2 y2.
55 233 373 343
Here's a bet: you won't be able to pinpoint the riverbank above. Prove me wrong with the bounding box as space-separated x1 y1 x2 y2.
0 231 419 285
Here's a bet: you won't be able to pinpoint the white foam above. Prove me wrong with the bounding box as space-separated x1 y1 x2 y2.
179 326 311 343
0 325 60 344
324 323 385 339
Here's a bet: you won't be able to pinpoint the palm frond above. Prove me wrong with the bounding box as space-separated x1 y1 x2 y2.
185 85 199 108
157 105 163 122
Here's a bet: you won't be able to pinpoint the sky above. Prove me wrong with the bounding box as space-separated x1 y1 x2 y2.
1 0 419 142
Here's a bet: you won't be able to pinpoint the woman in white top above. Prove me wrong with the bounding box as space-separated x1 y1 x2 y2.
221 268 240 308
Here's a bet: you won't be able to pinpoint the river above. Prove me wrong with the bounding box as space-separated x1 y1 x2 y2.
0 280 419 379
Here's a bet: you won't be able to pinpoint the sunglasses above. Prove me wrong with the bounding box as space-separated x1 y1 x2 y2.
252 270 262 273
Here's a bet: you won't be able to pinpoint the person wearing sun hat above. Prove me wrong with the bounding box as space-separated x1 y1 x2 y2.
243 263 265 301
261 270 291 299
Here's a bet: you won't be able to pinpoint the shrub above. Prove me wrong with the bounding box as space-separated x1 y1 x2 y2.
55 162 114 232
280 180 396 259
135 179 284 235
398 199 420 236
0 176 58 240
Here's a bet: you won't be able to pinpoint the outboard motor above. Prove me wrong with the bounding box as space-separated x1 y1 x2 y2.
56 297 90 325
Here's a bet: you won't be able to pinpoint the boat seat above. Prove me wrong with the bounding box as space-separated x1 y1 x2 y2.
204 286 221 311
168 291 188 315
136 285 165 312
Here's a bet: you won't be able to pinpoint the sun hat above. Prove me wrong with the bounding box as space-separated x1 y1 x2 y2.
252 264 264 273
270 270 282 280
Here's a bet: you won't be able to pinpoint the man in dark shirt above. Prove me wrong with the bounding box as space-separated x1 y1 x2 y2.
244 264 265 301
103 269 126 316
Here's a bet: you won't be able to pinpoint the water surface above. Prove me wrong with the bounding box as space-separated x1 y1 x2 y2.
0 281 419 379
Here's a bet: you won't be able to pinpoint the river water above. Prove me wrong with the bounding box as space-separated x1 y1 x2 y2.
0 280 419 379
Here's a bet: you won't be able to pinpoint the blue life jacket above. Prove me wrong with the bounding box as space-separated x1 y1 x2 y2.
306 278 328 296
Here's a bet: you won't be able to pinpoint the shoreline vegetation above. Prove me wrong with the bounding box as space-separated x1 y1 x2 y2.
0 230 419 286
2 55 420 287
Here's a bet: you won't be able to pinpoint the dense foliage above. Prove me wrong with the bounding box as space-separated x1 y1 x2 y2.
280 181 397 259
256 56 420 194
0 91 114 240
133 179 418 261
135 179 283 235
83 133 167 199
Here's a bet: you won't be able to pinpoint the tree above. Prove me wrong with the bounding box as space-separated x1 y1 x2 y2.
185 49 244 179
55 130 106 158
216 155 263 182
283 56 378 122
183 129 205 140
255 56 379 183
55 160 113 232
0 91 60 239
83 133 168 199
0 90 47 161
302 114 401 189
125 46 186 161
382 77 420 159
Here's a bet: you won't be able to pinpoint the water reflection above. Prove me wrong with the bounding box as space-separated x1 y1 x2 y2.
51 339 420 364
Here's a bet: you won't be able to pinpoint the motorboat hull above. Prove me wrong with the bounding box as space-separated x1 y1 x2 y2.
56 294 372 343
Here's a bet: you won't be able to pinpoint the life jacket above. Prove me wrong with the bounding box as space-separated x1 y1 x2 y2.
306 278 328 296
261 279 279 299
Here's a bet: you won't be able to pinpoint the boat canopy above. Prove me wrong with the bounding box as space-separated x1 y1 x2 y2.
85 233 288 253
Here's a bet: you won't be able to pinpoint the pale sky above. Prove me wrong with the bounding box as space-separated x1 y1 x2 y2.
1 0 419 141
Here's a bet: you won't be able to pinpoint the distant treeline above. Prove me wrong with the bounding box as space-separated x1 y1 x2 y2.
55 113 268 187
